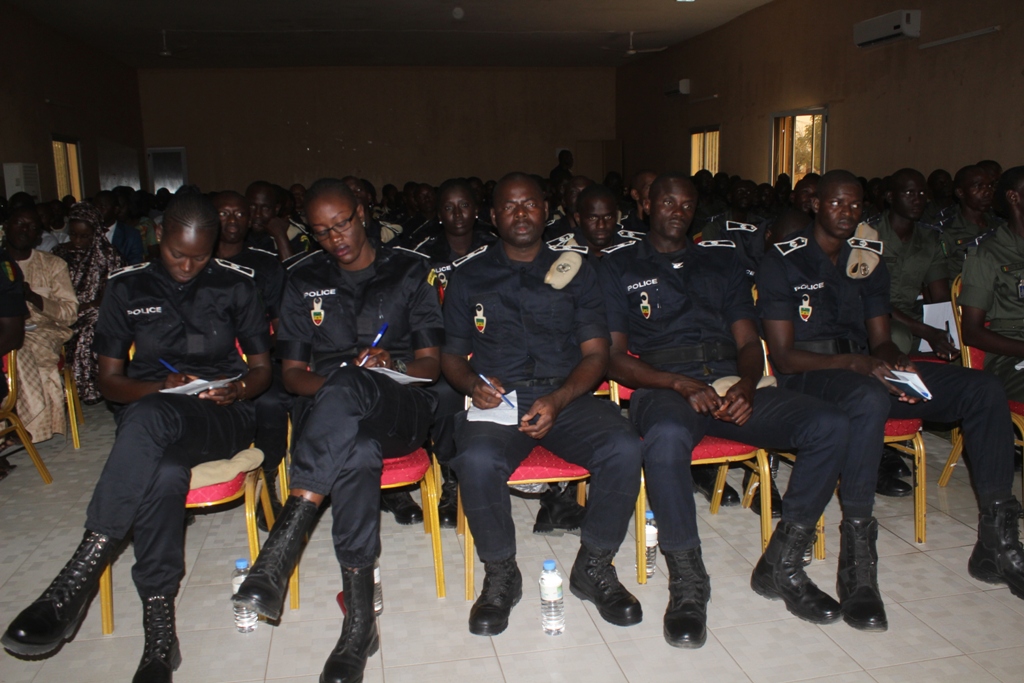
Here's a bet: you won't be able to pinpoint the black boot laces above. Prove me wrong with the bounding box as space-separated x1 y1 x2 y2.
847 532 878 590
41 533 109 612
479 562 517 607
253 504 308 578
587 554 627 597
140 597 176 666
668 560 709 608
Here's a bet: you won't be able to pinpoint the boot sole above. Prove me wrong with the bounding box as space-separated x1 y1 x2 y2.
664 630 707 649
1 601 91 657
532 522 582 536
750 577 841 625
468 591 521 636
968 563 1024 600
569 584 643 627
842 615 888 632
232 593 282 622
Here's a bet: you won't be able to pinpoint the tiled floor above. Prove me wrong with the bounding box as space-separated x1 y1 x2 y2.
3 404 1024 682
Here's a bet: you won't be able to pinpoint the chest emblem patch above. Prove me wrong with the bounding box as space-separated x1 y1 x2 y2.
474 303 487 333
311 297 325 326
799 294 813 322
640 292 651 319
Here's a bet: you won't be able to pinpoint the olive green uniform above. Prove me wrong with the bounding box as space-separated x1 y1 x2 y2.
874 213 947 353
939 206 1005 281
959 227 1024 400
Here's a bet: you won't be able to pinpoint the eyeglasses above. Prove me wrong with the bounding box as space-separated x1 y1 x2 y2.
311 207 359 241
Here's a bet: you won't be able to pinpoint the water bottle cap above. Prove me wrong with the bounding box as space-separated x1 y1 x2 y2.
235 558 249 569
645 510 654 520
543 559 556 571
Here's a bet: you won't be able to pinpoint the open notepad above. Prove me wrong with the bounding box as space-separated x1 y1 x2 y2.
159 374 242 396
466 390 519 426
888 371 932 401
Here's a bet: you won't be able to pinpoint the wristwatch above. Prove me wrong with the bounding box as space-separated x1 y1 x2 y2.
392 358 407 374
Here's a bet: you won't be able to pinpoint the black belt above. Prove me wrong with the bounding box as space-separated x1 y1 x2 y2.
792 339 859 355
506 377 566 389
639 343 737 366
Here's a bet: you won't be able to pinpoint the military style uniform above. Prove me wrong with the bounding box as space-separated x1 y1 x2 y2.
873 213 947 353
277 247 443 568
0 248 27 403
758 228 1015 516
959 226 1024 400
245 220 314 259
618 210 648 234
443 243 642 563
599 238 849 544
700 213 768 278
939 206 1005 280
87 259 269 597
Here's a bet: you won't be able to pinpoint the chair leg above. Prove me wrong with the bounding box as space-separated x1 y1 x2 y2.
576 480 587 506
456 486 465 536
243 470 260 564
62 368 81 450
635 473 647 585
741 464 759 510
937 428 963 488
814 515 826 560
257 469 277 529
459 487 475 601
10 417 52 484
913 434 927 544
755 451 772 551
99 564 114 635
421 468 446 598
708 463 729 515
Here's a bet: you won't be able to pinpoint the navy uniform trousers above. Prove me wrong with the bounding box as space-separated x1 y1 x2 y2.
85 394 256 598
288 365 437 568
781 362 1014 517
630 386 850 551
452 390 642 563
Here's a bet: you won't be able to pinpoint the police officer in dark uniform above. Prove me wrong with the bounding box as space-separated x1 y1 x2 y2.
213 190 290 527
619 170 657 234
0 244 27 476
571 184 636 260
441 173 643 637
757 170 1024 632
232 179 443 683
3 192 272 683
700 178 768 277
542 175 593 242
245 180 313 261
344 176 403 246
600 173 850 646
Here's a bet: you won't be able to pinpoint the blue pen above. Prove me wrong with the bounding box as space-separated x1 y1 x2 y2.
358 322 389 367
158 358 180 374
477 373 515 409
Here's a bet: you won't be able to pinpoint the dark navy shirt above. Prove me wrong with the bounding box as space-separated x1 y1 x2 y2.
443 243 609 385
94 260 271 384
756 227 891 353
223 246 286 321
599 237 754 380
412 225 497 291
277 247 444 375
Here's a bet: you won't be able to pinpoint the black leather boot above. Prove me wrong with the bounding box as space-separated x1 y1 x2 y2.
2 530 117 656
968 498 1024 599
380 489 423 526
469 557 522 635
662 547 711 648
533 484 586 535
233 495 319 620
692 464 740 506
256 467 285 533
743 454 783 518
875 470 912 497
132 596 180 683
569 543 643 626
880 448 912 478
751 521 841 624
437 464 459 530
320 566 379 683
837 518 887 631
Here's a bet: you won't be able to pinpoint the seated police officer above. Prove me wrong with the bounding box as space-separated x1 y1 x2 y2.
441 173 643 636
232 179 443 683
600 173 850 646
3 191 272 682
574 184 635 258
699 177 768 272
757 170 1024 631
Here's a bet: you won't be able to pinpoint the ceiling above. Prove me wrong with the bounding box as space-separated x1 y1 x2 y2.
12 0 772 68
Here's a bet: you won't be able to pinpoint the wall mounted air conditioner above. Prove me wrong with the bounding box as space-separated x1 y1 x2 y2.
854 10 921 47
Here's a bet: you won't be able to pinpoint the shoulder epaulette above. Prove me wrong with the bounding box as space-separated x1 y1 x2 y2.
286 251 320 271
247 247 277 257
214 259 255 277
698 239 736 248
550 242 589 254
452 244 489 268
546 232 574 247
391 245 430 259
545 217 560 227
863 214 882 227
847 237 884 255
601 241 638 255
108 262 151 279
413 235 435 252
617 229 647 241
917 221 942 233
706 212 727 223
774 236 808 256
725 221 758 233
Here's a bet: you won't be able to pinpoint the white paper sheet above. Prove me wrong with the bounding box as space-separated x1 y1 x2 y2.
466 390 519 426
159 374 242 395
369 367 431 385
918 302 959 352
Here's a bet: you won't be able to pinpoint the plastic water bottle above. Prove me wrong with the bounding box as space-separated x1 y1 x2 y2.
539 559 565 635
373 560 383 616
231 559 258 633
644 511 658 578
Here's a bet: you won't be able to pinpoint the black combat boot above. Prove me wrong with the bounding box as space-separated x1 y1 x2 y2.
256 467 285 533
836 518 887 631
320 566 379 683
132 596 180 683
751 521 841 624
743 454 783 518
468 557 522 636
880 448 911 478
437 464 458 530
569 543 643 626
662 547 711 648
233 495 319 620
968 498 1024 599
2 530 117 656
380 489 423 525
533 484 586 535
692 464 740 506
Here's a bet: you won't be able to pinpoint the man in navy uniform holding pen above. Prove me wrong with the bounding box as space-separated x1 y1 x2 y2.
757 169 1024 632
441 173 643 637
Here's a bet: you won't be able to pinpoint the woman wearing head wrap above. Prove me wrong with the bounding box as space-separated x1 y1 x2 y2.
53 202 125 403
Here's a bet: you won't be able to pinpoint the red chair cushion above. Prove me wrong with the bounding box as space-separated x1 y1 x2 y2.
885 418 922 437
1010 402 1024 416
617 385 635 401
381 448 430 487
509 446 589 482
908 353 948 365
968 346 985 369
691 435 757 461
187 471 247 505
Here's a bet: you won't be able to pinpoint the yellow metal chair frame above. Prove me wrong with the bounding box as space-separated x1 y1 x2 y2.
385 453 446 598
60 345 83 450
1 350 53 483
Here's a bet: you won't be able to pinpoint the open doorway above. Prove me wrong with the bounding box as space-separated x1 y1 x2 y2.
52 137 83 201
771 108 826 185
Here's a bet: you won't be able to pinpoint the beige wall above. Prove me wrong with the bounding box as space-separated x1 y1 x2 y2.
0 1 144 200
617 0 1024 183
138 66 617 192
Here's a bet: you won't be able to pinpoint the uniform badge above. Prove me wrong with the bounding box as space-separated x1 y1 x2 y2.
640 292 651 319
799 294 813 322
1 261 14 282
311 297 325 326
474 303 487 333
1018 277 1024 300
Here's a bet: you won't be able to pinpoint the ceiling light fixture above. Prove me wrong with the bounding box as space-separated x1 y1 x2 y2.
452 6 465 20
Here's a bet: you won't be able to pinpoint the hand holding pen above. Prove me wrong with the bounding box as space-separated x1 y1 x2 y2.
356 322 390 368
473 373 516 410
159 358 195 391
